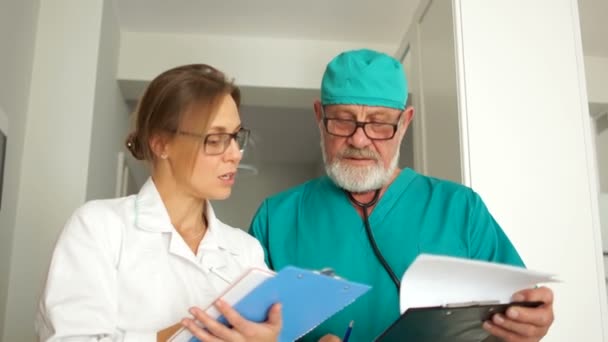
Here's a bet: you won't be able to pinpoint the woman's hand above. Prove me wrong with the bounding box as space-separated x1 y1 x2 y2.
181 300 282 342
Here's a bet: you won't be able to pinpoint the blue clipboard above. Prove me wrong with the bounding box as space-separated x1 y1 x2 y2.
189 266 371 342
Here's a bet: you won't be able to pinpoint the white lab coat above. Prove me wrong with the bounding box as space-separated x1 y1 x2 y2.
36 178 268 341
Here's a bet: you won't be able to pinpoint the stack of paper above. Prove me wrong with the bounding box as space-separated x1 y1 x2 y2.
373 254 559 342
399 254 559 313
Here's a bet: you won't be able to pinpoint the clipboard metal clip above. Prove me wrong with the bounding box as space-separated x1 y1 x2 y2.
314 268 344 280
319 268 336 277
442 300 500 308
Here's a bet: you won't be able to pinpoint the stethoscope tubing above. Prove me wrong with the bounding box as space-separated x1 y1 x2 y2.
347 190 401 291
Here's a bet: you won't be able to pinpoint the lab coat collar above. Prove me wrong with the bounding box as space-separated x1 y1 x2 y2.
134 178 236 254
134 178 174 233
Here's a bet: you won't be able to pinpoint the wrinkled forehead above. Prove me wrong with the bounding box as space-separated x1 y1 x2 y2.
323 104 402 120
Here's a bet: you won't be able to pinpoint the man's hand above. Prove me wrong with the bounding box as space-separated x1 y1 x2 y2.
483 286 554 342
318 334 341 342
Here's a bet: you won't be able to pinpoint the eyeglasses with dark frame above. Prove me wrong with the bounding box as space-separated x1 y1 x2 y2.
322 107 403 140
173 127 250 155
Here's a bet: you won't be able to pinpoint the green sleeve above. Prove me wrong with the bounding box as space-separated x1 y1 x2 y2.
249 200 272 268
467 192 526 268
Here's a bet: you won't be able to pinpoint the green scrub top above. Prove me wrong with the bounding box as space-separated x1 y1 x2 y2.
250 168 524 342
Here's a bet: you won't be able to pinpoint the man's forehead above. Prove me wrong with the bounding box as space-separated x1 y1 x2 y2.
325 104 401 115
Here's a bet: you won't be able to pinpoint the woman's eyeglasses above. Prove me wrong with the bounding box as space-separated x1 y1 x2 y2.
174 127 250 155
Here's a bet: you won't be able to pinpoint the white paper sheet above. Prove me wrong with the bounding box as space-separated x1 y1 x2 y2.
399 254 559 313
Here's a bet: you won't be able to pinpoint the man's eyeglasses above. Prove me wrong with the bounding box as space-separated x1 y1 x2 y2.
174 127 250 155
322 110 402 141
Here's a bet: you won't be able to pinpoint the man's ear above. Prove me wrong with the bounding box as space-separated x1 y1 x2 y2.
396 106 415 142
401 106 415 131
313 100 323 124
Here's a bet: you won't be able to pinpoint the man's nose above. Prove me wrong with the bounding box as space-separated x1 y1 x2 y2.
348 126 372 148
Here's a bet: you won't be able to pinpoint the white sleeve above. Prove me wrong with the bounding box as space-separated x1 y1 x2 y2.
36 204 156 342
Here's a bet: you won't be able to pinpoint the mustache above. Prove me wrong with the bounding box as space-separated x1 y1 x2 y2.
337 148 380 161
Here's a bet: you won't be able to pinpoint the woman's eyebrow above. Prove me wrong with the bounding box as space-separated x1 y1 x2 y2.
207 124 242 133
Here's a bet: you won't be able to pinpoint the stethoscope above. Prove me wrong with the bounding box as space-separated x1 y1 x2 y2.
347 189 401 292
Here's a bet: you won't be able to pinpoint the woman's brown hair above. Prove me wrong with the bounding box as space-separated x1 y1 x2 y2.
126 64 241 161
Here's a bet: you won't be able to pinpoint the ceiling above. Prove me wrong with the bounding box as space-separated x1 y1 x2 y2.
114 0 607 56
579 0 608 57
113 0 419 44
112 0 608 78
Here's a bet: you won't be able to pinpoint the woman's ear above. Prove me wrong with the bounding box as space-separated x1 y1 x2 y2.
149 133 170 160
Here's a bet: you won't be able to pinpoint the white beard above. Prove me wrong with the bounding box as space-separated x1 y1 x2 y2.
321 135 400 193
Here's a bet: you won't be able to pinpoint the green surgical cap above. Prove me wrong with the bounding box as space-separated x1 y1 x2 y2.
321 49 408 110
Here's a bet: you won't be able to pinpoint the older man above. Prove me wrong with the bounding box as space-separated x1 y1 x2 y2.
250 49 554 342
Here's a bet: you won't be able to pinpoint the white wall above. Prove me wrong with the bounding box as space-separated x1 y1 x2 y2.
413 0 462 183
86 0 130 201
585 56 608 104
399 21 425 175
454 0 607 340
212 163 318 230
118 32 395 90
599 194 608 289
584 56 608 192
0 0 41 339
397 1 461 180
600 193 608 247
597 125 608 192
3 1 106 341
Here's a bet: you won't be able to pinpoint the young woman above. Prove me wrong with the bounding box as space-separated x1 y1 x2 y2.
36 64 282 342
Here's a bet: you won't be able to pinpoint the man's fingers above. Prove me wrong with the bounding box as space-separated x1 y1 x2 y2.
318 334 342 342
512 286 554 305
491 313 545 337
483 320 523 342
504 304 554 327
